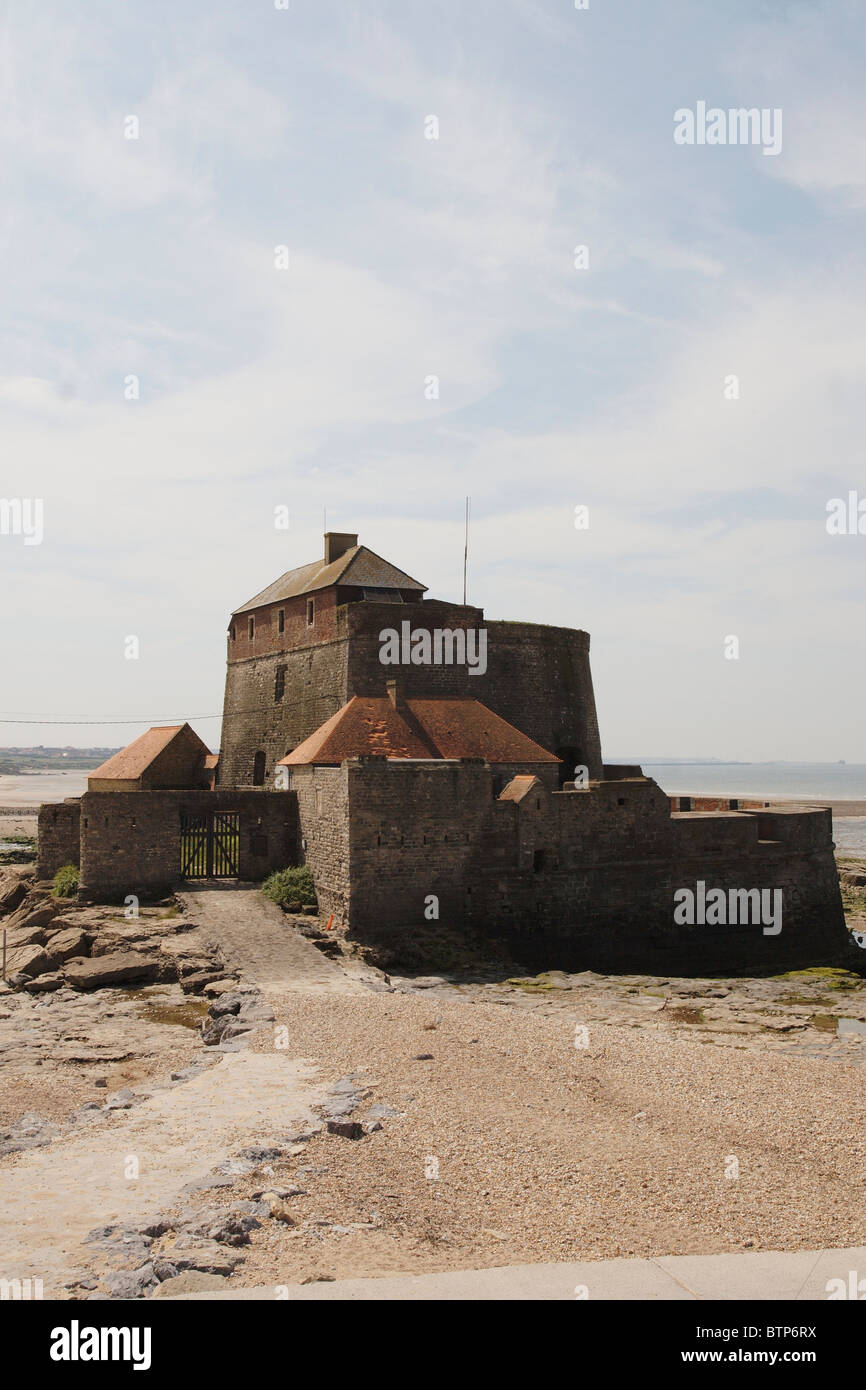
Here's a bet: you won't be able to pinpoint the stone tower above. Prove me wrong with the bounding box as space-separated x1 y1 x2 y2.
217 532 603 789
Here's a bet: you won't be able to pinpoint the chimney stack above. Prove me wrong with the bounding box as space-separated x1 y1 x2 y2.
386 677 405 710
324 531 358 565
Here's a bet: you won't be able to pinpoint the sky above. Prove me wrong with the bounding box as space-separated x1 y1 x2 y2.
0 0 864 760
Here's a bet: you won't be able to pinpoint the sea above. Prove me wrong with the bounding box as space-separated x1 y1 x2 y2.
2 763 865 853
633 762 866 855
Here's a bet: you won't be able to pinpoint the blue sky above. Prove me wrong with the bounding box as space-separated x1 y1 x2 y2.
1 0 864 759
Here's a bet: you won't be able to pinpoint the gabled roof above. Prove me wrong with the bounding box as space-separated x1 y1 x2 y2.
278 696 560 767
234 546 427 615
88 724 207 781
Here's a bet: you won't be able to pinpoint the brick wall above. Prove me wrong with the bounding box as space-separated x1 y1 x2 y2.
228 588 342 663
36 800 81 879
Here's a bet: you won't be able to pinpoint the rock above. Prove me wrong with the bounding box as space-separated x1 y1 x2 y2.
64 952 161 990
14 903 58 931
326 1118 365 1140
23 971 65 993
151 1270 228 1298
0 1112 60 1156
412 1054 434 1061
140 1220 172 1238
169 1242 243 1275
239 1144 286 1162
180 970 226 994
83 1224 153 1266
104 1088 146 1110
200 1014 233 1046
367 1104 404 1120
44 928 92 966
214 1157 257 1176
207 1213 261 1246
0 879 27 914
237 1000 275 1023
321 1077 366 1121
5 944 50 978
220 1020 256 1041
259 1193 297 1224
363 1120 383 1134
6 924 49 948
153 1261 179 1282
208 994 242 1018
250 1185 305 1200
104 1264 156 1299
202 979 238 997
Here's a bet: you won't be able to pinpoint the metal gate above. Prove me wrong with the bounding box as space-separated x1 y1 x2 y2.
180 811 240 879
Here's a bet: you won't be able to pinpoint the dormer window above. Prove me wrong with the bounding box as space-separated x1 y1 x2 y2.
306 599 315 627
248 616 255 640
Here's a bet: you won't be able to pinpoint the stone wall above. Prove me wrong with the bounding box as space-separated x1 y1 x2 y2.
344 602 604 779
36 800 81 879
218 636 349 789
77 789 298 901
218 594 605 790
289 765 350 922
295 763 848 975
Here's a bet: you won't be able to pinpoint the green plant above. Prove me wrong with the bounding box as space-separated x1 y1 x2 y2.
262 866 317 909
52 864 80 898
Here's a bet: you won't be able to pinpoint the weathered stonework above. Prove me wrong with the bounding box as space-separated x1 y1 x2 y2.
218 597 602 790
77 790 297 901
293 761 849 975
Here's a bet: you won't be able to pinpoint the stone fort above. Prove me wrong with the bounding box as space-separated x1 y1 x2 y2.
39 530 849 975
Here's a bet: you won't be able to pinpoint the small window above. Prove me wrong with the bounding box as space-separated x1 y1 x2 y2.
533 849 546 872
230 625 236 642
306 598 315 626
277 609 285 635
536 799 541 810
248 616 255 640
253 751 266 785
274 665 286 702
618 797 625 806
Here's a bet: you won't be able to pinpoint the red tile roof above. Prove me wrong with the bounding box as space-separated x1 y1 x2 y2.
279 696 559 767
87 724 210 781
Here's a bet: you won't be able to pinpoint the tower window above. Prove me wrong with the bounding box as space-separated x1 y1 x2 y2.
248 616 255 640
253 751 266 785
274 665 286 702
277 609 285 635
306 598 315 626
230 625 236 642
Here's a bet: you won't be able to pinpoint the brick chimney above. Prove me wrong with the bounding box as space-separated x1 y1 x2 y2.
324 531 358 565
